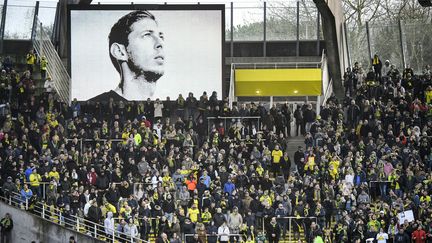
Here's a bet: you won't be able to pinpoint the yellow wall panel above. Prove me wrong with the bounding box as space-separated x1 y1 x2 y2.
235 68 321 82
234 68 322 96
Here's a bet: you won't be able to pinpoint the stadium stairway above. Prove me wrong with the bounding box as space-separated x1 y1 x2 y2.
287 135 305 172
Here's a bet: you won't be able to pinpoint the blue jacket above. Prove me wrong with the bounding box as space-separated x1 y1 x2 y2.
200 175 211 188
20 188 33 202
223 182 235 195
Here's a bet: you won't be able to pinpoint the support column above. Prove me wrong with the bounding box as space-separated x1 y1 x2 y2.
316 11 320 56
263 1 266 57
366 22 372 63
296 1 300 57
313 0 345 98
230 2 233 58
51 2 60 43
398 19 406 68
0 0 9 54
344 21 351 67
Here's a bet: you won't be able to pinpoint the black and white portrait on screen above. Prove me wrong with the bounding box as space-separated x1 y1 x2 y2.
91 10 165 101
70 7 223 101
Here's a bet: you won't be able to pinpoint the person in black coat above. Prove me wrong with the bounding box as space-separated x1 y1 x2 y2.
140 217 151 242
206 221 218 243
105 183 120 206
183 218 196 243
394 228 410 243
155 232 169 243
266 217 281 243
0 213 13 243
294 146 305 175
213 208 225 228
87 200 102 223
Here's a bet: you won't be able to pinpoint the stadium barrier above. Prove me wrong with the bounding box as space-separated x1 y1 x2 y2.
0 189 145 243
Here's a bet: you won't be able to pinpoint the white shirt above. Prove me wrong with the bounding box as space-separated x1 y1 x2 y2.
376 232 388 243
151 175 162 189
154 102 164 118
218 225 230 242
44 79 55 92
83 201 91 217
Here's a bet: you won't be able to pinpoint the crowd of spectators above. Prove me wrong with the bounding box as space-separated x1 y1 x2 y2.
0 52 432 243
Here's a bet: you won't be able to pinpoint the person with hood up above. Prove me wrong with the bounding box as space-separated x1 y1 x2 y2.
104 211 115 240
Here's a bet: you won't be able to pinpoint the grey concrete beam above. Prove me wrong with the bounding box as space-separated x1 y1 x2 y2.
313 0 345 98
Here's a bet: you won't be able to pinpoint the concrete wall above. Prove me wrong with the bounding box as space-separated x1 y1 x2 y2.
0 201 103 243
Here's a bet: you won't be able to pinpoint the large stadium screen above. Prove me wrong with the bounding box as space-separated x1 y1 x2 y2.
69 5 224 101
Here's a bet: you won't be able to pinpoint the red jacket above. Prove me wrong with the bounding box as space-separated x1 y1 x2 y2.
412 229 427 243
87 172 97 185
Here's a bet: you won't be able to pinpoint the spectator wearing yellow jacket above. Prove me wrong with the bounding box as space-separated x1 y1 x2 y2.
48 167 60 182
29 168 42 197
26 49 36 74
187 203 200 223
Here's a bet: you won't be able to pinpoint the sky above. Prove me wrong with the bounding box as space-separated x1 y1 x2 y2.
5 0 291 30
4 0 301 39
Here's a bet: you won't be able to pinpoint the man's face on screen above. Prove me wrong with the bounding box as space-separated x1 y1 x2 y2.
126 17 165 81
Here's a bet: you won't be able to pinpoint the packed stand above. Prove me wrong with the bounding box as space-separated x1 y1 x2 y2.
0 51 431 243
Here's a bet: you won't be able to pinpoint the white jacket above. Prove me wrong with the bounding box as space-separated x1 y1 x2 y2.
104 212 115 236
218 225 230 242
83 201 91 217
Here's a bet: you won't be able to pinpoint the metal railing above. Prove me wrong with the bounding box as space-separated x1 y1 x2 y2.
0 190 145 243
64 138 123 155
206 116 261 135
232 62 322 69
229 52 327 114
33 17 70 104
184 233 242 242
23 181 50 200
271 216 318 242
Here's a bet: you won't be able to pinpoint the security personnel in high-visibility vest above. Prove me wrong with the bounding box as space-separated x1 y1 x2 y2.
40 56 48 79
201 207 212 226
26 50 36 74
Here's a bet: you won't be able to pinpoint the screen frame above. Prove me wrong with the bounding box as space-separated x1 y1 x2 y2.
67 4 226 100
